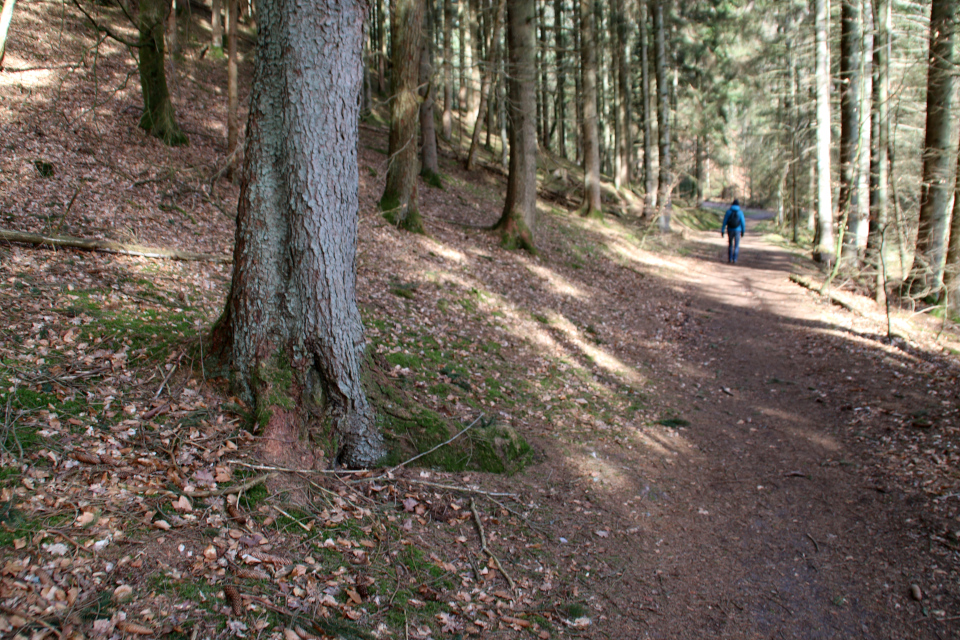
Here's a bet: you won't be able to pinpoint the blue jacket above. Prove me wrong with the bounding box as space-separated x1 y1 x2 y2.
722 205 746 236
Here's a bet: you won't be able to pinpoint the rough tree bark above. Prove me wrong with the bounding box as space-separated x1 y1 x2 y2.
652 0 671 229
868 0 890 303
813 0 834 262
420 5 441 182
614 0 632 190
380 0 426 233
442 0 454 141
838 0 861 263
580 0 602 218
226 0 239 179
493 0 537 252
639 0 655 210
212 0 384 469
137 0 187 146
211 0 222 51
554 0 566 159
909 0 957 297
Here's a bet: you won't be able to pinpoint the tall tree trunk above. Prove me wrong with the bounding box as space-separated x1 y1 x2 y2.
555 0 566 159
639 0 654 210
442 0 454 140
167 0 179 63
838 0 861 264
944 149 960 310
855 3 873 255
211 0 222 51
909 0 957 297
458 1 467 144
226 0 239 178
494 0 537 252
538 0 550 150
420 5 441 182
212 0 384 469
652 0 671 229
498 50 509 169
868 0 890 303
138 0 187 146
378 0 388 94
467 0 505 171
466 0 482 127
813 0 833 262
574 2 582 163
579 0 602 218
615 0 632 190
380 0 426 233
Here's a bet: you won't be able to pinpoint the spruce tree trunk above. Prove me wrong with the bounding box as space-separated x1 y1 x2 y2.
838 0 861 264
442 0 454 140
652 0 671 229
554 0 566 159
212 0 384 469
420 6 440 181
855 8 873 254
466 0 481 127
381 0 426 233
813 0 834 262
494 0 537 252
137 0 187 146
868 0 891 303
211 0 223 51
467 0 505 171
909 0 957 297
226 0 239 179
0 0 17 67
944 150 960 310
579 0 602 218
639 0 655 210
615 0 632 190
538 0 550 149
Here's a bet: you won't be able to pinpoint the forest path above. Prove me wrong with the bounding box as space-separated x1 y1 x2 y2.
561 214 955 639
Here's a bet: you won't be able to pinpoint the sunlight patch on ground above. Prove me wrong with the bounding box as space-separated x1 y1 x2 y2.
416 237 468 265
567 450 636 492
545 312 645 387
524 262 588 300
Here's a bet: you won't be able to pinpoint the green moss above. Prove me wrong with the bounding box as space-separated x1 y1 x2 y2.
420 168 444 189
380 193 427 234
385 352 422 370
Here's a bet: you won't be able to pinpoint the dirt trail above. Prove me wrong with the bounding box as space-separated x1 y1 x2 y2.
532 215 959 639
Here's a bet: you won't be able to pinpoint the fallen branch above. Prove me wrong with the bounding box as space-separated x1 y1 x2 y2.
389 414 484 474
0 229 231 263
183 472 276 498
470 498 516 591
789 274 859 315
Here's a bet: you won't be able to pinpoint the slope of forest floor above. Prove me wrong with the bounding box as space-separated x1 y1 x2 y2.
2 3 960 639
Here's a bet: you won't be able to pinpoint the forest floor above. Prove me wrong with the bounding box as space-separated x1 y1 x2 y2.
2 2 960 639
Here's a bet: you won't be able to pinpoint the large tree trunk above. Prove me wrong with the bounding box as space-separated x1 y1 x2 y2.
855 5 873 255
638 0 655 210
442 0 454 140
212 0 384 469
226 0 239 179
838 0 861 264
909 0 957 297
579 0 602 218
868 0 891 303
466 0 505 171
652 0 671 229
494 0 537 252
944 150 960 310
420 5 440 181
380 0 426 233
614 0 632 190
137 0 187 146
813 0 833 262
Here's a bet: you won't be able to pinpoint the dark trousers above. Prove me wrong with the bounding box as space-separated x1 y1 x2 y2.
727 231 741 263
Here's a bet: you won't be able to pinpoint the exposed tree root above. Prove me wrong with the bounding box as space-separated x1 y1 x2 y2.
0 229 231 262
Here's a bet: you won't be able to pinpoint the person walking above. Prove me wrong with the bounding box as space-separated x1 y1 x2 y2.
721 199 746 264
